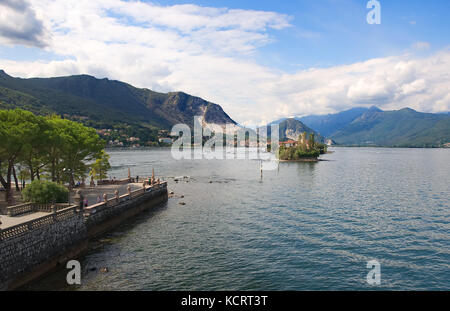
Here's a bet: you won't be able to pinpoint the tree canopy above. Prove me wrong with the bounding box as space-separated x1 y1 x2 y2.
0 109 108 207
89 150 111 181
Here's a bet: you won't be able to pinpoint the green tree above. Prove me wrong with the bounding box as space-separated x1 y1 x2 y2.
89 150 111 181
22 180 69 204
309 133 315 149
299 132 307 151
0 109 41 206
46 117 105 188
19 114 51 181
1 109 108 207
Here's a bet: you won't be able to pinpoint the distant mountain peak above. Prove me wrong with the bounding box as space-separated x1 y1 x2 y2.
260 118 323 142
284 117 299 122
0 69 10 77
368 106 382 112
399 107 417 113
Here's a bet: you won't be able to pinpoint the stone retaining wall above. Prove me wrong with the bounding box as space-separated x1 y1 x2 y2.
0 182 168 290
85 185 168 238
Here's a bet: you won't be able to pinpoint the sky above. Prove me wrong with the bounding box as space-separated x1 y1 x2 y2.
0 0 449 126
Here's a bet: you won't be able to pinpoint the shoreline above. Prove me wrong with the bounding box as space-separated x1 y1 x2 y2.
278 158 319 162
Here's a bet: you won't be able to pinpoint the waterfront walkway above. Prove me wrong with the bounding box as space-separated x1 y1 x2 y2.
77 183 142 207
0 212 49 229
0 183 143 230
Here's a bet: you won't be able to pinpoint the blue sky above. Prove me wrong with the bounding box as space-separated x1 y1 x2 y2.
145 0 450 70
0 0 449 124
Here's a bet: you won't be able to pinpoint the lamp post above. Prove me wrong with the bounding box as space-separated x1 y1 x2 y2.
63 168 70 204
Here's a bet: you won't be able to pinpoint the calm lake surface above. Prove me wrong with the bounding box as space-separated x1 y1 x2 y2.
29 147 450 290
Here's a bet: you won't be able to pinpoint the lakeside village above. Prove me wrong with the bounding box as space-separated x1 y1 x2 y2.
96 128 173 147
59 113 335 154
97 126 331 159
63 114 174 148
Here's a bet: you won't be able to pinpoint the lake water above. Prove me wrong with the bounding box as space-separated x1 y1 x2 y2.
28 147 449 290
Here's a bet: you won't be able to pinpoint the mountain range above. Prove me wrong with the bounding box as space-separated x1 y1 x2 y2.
298 107 378 138
327 107 450 147
271 106 450 147
0 69 235 131
0 70 449 147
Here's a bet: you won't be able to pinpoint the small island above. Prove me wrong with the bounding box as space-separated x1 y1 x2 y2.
277 132 327 162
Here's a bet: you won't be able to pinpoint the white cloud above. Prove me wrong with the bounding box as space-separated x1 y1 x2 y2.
267 51 450 118
109 2 291 32
0 0 49 47
0 0 449 126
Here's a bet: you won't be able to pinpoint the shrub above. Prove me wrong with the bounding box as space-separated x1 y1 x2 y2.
22 180 69 204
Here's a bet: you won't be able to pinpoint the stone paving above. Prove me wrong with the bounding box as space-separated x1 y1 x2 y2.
72 183 143 207
0 183 143 230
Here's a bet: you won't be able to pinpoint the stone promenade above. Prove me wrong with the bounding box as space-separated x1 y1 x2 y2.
0 183 143 230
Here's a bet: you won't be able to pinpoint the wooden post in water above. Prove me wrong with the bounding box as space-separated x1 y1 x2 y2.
260 160 263 180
